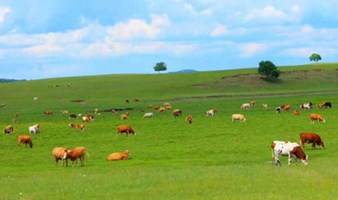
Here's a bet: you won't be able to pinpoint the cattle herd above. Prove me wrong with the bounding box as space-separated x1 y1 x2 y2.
2 98 333 167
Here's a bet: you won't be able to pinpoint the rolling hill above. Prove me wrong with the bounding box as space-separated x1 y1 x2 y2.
0 63 337 199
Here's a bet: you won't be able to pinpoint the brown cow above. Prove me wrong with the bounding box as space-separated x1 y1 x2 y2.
159 107 166 113
300 133 325 149
293 110 300 116
65 147 86 167
281 104 291 111
185 115 193 124
43 111 53 115
17 135 33 148
69 123 85 131
309 113 325 123
172 109 182 117
52 147 68 166
117 125 135 135
164 102 172 110
106 150 129 161
4 125 14 134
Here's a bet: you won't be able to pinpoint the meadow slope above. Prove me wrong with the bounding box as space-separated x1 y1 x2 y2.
0 63 337 200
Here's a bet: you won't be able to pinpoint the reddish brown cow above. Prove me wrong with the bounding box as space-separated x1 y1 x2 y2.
281 104 291 111
117 125 135 135
17 135 33 148
69 123 85 131
65 147 86 167
300 133 325 149
309 113 325 123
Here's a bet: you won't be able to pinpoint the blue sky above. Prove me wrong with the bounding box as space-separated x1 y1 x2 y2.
0 0 337 79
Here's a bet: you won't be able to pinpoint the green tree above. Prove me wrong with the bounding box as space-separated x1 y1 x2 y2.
258 60 280 81
309 53 322 62
154 62 167 73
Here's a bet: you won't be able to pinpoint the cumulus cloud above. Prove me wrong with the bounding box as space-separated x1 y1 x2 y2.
0 7 10 23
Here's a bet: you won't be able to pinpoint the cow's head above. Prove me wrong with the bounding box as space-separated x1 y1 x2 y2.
292 146 308 165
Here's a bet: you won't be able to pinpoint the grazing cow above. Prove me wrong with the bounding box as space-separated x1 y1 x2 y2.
52 147 68 166
240 103 251 110
107 150 129 161
206 109 217 117
82 114 94 122
120 113 129 120
125 99 130 103
231 114 246 122
300 133 324 149
17 135 33 148
318 101 332 109
172 109 182 117
276 104 291 113
300 102 313 110
4 125 14 134
117 125 135 135
164 102 172 110
281 104 291 111
293 110 301 116
69 123 85 131
309 113 325 123
69 113 77 119
271 141 308 166
159 107 166 113
43 111 53 115
29 124 40 134
65 147 86 167
186 115 193 124
143 112 154 118
250 100 256 106
262 104 269 109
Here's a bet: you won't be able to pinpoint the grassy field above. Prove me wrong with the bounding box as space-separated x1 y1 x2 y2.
0 63 337 199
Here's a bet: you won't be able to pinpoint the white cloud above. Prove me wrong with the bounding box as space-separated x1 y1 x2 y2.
0 7 10 23
240 42 267 57
210 25 228 37
244 4 301 24
282 47 337 57
106 14 170 41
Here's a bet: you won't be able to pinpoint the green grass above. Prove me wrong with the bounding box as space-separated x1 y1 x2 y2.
0 63 338 199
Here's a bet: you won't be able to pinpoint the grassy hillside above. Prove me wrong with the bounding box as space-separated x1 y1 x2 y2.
0 63 337 199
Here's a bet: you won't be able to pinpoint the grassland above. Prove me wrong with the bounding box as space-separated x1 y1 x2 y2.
0 63 337 200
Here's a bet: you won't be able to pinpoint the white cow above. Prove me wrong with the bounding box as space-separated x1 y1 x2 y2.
206 109 217 117
143 112 154 118
300 102 313 110
271 141 308 166
231 114 246 122
240 103 251 110
29 124 40 134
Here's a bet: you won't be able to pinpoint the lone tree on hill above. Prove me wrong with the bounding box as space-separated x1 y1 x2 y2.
154 62 167 73
258 60 280 81
309 53 322 62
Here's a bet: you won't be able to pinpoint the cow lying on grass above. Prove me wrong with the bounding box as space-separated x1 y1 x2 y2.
107 150 129 161
69 123 85 131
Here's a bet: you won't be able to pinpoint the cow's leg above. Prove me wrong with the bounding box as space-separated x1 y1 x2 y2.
312 142 316 149
288 153 292 165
